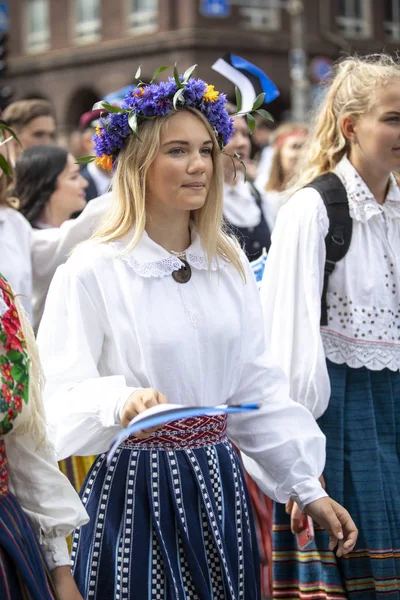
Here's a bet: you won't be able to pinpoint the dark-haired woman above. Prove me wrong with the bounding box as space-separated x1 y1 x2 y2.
15 145 87 229
13 146 92 496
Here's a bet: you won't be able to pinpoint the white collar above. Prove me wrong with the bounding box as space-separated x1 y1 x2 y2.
110 224 228 279
223 177 261 228
334 155 400 223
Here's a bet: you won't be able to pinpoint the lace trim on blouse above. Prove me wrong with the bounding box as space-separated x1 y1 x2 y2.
111 241 227 278
321 330 400 371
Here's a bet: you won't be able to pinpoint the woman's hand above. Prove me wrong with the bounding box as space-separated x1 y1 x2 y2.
303 497 358 557
51 566 83 600
120 388 168 436
286 475 326 534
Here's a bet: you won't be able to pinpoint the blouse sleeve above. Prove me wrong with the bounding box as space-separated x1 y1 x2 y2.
37 257 139 459
259 187 331 419
227 254 328 510
0 275 88 571
5 431 88 570
31 192 111 332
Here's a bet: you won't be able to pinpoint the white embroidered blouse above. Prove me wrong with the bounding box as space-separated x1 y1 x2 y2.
38 227 327 510
0 290 88 571
261 155 400 419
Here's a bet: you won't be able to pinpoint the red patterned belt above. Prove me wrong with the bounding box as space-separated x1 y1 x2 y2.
121 414 228 450
0 440 9 497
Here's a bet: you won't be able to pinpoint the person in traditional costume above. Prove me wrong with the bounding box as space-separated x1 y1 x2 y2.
0 273 88 599
256 122 308 229
222 108 273 260
38 67 358 600
261 53 400 599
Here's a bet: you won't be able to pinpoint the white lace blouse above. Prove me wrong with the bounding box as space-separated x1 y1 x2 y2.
261 155 400 419
38 228 327 510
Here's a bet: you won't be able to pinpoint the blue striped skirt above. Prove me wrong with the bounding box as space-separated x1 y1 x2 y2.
0 441 57 600
273 360 400 599
71 414 261 600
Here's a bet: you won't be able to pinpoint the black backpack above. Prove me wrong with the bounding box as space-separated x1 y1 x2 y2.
308 173 352 326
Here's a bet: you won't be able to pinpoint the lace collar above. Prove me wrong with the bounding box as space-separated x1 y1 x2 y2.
334 155 400 223
110 226 228 278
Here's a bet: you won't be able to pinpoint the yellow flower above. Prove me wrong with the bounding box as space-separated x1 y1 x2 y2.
203 84 219 103
95 154 113 171
95 124 102 137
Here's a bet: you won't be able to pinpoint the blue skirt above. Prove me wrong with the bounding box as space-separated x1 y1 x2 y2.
273 360 400 599
0 492 57 600
71 414 261 600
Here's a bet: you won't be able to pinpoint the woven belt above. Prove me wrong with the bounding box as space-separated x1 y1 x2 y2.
120 413 228 450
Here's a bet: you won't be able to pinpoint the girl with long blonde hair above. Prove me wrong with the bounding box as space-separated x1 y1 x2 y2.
38 70 357 599
261 53 400 598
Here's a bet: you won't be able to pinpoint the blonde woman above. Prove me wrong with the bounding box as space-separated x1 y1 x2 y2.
0 273 88 599
261 54 400 598
255 122 308 228
38 71 357 599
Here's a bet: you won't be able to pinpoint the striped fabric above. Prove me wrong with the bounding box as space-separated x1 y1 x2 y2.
0 441 57 600
59 455 97 493
273 360 400 599
71 414 261 599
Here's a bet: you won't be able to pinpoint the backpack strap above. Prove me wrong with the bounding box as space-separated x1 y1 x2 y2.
307 173 352 327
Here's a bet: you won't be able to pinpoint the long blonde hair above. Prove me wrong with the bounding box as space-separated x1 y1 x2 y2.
91 107 245 278
0 171 18 209
293 53 400 190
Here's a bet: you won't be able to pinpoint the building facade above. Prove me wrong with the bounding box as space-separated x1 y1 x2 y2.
5 0 400 136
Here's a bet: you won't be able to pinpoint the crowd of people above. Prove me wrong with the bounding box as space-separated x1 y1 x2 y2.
0 52 399 600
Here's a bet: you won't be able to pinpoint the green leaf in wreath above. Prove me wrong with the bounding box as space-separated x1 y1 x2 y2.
0 153 12 177
100 102 126 114
150 65 171 83
246 113 256 134
75 156 96 165
252 93 266 111
128 113 140 138
173 63 181 88
235 86 242 113
256 108 274 122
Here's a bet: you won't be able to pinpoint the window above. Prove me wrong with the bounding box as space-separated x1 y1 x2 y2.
384 0 400 40
128 0 158 33
75 0 101 43
25 0 50 52
336 0 372 38
234 0 281 32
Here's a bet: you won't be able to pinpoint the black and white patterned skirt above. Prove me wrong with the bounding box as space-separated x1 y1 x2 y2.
71 414 261 599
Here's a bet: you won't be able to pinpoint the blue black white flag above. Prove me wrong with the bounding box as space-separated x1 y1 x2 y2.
212 53 279 112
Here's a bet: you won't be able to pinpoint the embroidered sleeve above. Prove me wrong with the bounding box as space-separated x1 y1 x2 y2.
0 274 30 435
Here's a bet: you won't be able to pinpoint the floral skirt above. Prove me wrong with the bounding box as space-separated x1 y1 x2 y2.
71 414 261 600
272 360 400 599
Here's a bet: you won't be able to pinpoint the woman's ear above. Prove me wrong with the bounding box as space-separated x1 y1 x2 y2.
341 115 357 144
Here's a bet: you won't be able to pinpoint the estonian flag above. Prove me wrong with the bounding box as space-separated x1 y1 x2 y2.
212 53 279 113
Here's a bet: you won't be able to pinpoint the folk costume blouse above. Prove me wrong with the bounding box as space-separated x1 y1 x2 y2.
0 274 88 570
38 226 327 510
0 207 32 319
261 155 400 420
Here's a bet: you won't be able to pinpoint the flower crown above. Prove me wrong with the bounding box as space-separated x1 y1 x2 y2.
78 64 272 171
